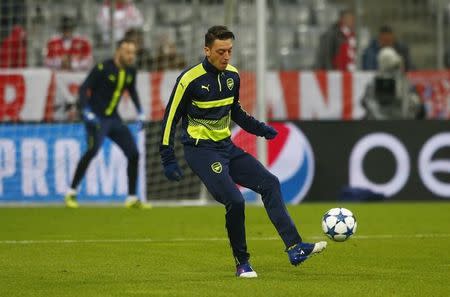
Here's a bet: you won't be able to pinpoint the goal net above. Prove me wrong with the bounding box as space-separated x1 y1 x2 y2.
0 0 261 205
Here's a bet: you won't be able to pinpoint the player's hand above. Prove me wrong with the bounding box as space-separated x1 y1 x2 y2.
262 125 278 140
163 161 183 181
82 107 98 125
136 112 145 130
160 147 183 181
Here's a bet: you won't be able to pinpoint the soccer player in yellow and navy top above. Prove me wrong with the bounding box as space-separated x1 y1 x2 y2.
64 39 147 209
160 26 326 278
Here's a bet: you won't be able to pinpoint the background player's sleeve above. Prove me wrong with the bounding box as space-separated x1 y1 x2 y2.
78 63 102 109
160 76 189 150
127 69 142 113
231 76 267 136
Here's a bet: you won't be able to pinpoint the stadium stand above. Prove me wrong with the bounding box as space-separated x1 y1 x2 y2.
1 0 445 70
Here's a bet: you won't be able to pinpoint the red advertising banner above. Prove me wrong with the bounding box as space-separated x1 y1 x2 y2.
0 69 449 121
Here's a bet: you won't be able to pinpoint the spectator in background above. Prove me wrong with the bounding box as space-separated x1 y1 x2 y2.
97 0 143 45
44 16 93 71
315 9 356 71
362 25 413 71
124 29 186 71
0 25 26 68
124 28 152 70
150 36 186 71
44 16 92 122
361 47 424 120
0 0 26 40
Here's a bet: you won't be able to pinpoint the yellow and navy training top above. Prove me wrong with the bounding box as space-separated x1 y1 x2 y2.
79 59 142 118
160 57 266 150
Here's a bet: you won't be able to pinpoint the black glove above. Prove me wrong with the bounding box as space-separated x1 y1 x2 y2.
262 125 278 140
160 147 183 181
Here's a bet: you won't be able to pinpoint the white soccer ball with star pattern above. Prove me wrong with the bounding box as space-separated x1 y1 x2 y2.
322 208 357 242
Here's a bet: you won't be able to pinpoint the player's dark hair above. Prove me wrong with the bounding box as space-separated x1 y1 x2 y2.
116 38 136 49
379 25 394 34
205 26 235 47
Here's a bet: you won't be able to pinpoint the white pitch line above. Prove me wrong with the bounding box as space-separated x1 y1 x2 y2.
0 233 449 245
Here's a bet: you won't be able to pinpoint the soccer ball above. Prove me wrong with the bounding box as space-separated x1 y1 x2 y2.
322 208 357 242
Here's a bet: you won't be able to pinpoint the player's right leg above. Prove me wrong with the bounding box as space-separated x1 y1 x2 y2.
286 241 327 266
183 144 256 277
65 122 107 208
228 145 326 266
109 122 151 209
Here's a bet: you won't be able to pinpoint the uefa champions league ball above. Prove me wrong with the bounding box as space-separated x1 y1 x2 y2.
322 208 357 242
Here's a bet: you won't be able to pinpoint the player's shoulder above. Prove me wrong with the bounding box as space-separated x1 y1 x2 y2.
225 63 239 74
177 62 207 87
126 65 138 76
94 59 113 72
225 64 240 84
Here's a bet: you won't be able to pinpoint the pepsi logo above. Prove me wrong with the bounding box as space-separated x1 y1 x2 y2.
231 122 315 204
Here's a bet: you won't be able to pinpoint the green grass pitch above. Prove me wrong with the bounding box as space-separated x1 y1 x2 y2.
0 202 449 297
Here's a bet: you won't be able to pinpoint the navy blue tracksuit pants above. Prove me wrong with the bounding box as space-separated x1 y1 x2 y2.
184 139 302 264
71 117 139 195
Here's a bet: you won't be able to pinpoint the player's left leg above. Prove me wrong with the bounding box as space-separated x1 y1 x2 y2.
184 144 256 277
109 122 149 209
228 144 326 265
65 121 109 208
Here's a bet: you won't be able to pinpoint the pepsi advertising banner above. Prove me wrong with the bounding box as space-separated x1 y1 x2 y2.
294 121 450 201
0 123 145 203
232 121 450 202
231 123 315 203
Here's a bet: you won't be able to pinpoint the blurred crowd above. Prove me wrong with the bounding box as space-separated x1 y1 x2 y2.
315 10 414 72
312 9 424 120
0 0 420 73
0 0 186 71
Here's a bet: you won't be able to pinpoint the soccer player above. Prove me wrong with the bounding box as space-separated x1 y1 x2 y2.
64 39 146 209
160 26 327 278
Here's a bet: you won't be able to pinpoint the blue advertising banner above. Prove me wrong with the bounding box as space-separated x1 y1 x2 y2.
0 123 145 203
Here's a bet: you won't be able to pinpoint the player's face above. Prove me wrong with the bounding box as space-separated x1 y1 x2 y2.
205 39 233 71
117 42 137 67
